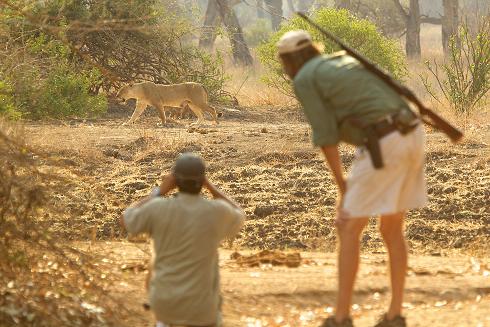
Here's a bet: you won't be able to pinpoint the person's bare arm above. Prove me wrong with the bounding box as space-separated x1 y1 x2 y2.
204 178 240 209
158 174 177 196
320 145 351 225
320 145 346 196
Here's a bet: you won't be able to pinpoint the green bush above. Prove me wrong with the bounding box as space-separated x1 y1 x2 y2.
3 33 107 119
257 8 407 96
28 0 228 103
31 66 107 119
0 80 21 120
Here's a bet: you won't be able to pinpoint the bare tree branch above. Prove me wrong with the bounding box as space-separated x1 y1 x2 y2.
391 0 409 19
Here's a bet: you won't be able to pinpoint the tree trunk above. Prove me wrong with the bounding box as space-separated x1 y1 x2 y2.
199 0 220 49
286 0 294 13
406 0 421 59
265 0 283 31
335 0 351 9
257 0 265 18
215 0 254 66
442 0 459 54
296 0 314 13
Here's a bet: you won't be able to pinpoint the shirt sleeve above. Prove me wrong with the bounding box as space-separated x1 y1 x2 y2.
214 200 245 240
123 198 163 235
293 71 339 147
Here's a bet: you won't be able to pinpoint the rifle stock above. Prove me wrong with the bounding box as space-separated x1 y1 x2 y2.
296 12 463 143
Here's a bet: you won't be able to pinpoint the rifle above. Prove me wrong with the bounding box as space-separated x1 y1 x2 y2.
297 12 463 143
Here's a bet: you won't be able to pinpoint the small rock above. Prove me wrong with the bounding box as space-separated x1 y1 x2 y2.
452 239 464 249
126 181 148 191
443 185 458 194
103 148 120 158
253 205 276 218
261 127 268 133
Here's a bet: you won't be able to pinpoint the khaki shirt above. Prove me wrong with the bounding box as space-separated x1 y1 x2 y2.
124 193 245 326
293 53 410 146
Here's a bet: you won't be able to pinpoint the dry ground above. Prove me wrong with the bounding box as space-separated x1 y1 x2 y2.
24 105 489 254
19 104 489 326
77 241 490 327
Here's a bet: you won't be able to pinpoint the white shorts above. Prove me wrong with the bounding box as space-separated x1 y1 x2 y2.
343 124 427 218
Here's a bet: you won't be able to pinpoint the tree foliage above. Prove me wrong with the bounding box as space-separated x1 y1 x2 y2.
0 0 230 120
0 81 20 120
315 0 407 37
257 8 407 97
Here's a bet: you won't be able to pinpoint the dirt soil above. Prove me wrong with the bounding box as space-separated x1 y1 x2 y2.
77 241 489 327
18 105 490 326
24 105 489 254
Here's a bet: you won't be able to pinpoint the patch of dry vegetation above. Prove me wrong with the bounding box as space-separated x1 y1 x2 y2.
0 120 133 326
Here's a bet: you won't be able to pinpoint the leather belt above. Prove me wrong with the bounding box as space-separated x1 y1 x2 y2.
372 118 398 138
371 113 419 138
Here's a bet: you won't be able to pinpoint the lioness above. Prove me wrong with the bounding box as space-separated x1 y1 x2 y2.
117 81 219 126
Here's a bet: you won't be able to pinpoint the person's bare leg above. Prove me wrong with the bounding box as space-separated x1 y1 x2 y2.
379 212 407 320
335 217 369 322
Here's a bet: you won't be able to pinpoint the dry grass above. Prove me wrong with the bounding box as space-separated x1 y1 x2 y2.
0 119 135 326
225 63 296 108
221 24 489 134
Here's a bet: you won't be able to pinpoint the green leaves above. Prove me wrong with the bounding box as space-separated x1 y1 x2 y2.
0 80 21 120
257 8 407 97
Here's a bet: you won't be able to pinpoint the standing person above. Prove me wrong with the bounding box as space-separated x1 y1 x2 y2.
276 31 427 327
121 153 245 327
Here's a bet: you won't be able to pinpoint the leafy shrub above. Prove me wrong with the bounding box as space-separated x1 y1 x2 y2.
315 0 406 37
29 0 229 102
257 8 407 96
0 80 21 119
32 66 107 119
421 21 490 116
1 32 107 119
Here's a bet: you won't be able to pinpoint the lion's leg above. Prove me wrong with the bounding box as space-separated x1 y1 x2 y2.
205 104 219 125
124 100 146 125
186 103 205 127
155 105 167 125
180 104 191 120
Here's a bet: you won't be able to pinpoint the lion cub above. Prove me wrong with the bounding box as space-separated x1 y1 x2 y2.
117 81 220 126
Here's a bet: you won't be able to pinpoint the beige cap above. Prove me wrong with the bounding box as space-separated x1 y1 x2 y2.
276 30 313 54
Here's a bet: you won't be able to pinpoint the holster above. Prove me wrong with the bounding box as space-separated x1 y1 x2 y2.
364 125 384 169
348 117 385 169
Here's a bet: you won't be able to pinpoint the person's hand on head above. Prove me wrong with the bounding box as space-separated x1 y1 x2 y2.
159 173 177 196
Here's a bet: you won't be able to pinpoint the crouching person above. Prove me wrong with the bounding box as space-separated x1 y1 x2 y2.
120 153 245 327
